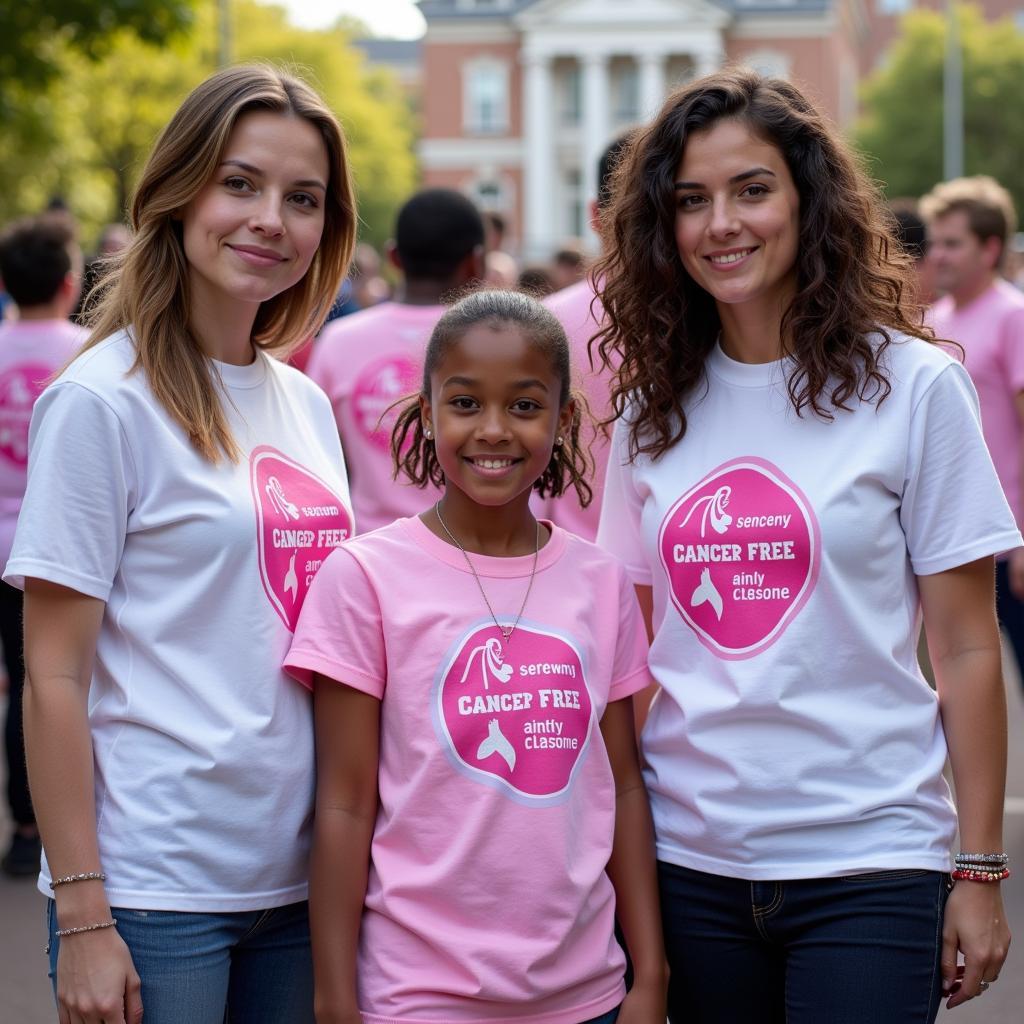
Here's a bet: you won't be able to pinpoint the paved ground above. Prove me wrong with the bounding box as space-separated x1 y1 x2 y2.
3 660 1024 1022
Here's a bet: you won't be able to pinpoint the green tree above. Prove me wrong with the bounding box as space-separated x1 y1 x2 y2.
0 0 193 107
0 1 416 250
857 5 1024 212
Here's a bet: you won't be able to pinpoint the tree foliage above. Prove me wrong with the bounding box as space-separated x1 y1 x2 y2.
857 5 1024 213
0 0 193 105
0 1 416 250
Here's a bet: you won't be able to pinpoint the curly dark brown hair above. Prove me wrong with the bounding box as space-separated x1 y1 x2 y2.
390 289 593 505
592 67 932 461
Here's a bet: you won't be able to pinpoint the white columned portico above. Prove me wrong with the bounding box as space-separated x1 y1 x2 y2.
695 46 725 80
581 52 610 247
522 52 554 260
638 51 666 118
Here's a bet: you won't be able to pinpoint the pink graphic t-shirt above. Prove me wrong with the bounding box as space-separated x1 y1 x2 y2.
543 280 617 540
308 303 445 532
929 278 1024 535
285 517 650 1024
0 318 86 563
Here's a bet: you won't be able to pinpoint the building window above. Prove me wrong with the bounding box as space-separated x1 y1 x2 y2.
565 168 584 239
464 60 509 135
559 62 581 126
742 50 791 80
613 62 639 123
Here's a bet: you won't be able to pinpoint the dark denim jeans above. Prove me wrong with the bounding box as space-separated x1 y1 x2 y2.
47 898 313 1023
658 861 951 1024
996 560 1024 693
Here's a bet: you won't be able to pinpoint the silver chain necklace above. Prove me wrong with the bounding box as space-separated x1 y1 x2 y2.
434 501 540 648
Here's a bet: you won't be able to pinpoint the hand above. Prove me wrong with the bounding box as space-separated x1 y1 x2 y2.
941 881 1011 1009
1008 547 1024 600
55 926 142 1024
616 969 668 1024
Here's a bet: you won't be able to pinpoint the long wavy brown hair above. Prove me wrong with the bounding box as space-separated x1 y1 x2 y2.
83 64 356 462
592 67 931 461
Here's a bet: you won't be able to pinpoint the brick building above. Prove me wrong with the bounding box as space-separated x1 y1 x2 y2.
413 0 1016 258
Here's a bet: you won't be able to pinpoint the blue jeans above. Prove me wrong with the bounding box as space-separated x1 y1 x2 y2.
47 899 313 1023
658 861 951 1024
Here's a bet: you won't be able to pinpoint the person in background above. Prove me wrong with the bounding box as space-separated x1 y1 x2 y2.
74 222 131 322
890 201 935 309
551 243 588 292
544 133 633 542
308 188 485 533
596 69 1013 1021
7 64 356 1024
923 176 1024 692
0 212 88 877
517 263 557 297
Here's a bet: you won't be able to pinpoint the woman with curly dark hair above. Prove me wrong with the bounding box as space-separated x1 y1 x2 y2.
594 68 1014 1022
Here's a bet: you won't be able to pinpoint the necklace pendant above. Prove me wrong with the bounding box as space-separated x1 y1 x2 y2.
501 627 513 641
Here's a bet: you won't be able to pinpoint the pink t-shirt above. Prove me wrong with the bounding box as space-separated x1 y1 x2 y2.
285 516 651 1024
0 318 86 562
929 279 1024 532
543 280 617 541
308 303 444 533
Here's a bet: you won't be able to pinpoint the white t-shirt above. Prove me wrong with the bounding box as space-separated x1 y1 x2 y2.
598 336 1021 880
5 330 354 911
0 318 87 564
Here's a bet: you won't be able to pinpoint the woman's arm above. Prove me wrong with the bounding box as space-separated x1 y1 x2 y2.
23 578 142 1024
600 696 668 1023
310 675 381 1024
919 556 1011 1009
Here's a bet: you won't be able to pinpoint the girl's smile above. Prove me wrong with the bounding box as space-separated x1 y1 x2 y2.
421 323 572 513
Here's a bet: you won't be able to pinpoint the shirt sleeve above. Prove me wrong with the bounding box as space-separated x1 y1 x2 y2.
596 416 652 584
901 362 1022 575
284 545 386 696
3 382 134 598
1000 306 1024 394
607 562 654 702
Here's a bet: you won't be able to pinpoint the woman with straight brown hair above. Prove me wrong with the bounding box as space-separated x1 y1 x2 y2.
5 64 357 1024
595 68 1014 1022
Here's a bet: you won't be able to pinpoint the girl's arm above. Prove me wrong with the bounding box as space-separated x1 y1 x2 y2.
600 696 668 1023
310 674 381 1024
23 578 143 1024
918 556 1011 1009
631 584 658 735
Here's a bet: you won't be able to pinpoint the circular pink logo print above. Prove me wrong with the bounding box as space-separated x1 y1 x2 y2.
0 364 49 467
352 356 419 452
659 457 820 659
250 446 353 632
435 623 594 801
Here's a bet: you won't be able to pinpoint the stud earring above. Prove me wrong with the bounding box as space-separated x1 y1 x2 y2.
555 436 564 447
424 427 433 440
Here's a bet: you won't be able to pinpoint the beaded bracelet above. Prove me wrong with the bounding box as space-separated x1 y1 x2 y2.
55 919 117 938
49 872 106 889
951 867 1010 883
955 853 1008 865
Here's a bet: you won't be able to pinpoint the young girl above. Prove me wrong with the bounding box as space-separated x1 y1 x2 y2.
6 65 356 1023
285 289 667 1024
593 68 1014 1021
